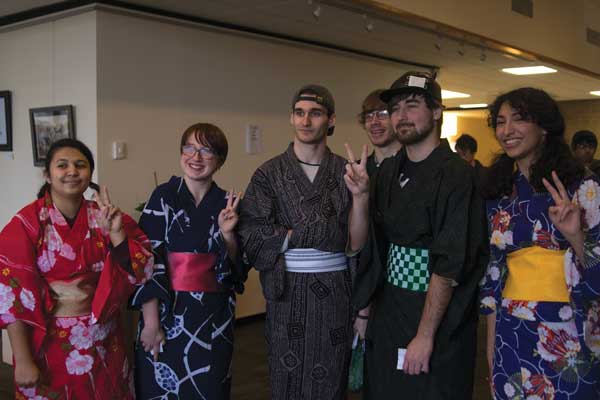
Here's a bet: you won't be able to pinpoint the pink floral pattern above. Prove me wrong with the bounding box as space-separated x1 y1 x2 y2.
65 350 94 375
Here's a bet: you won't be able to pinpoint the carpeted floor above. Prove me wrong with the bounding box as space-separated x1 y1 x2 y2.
0 315 492 399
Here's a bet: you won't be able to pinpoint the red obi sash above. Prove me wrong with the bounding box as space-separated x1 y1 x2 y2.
167 252 222 292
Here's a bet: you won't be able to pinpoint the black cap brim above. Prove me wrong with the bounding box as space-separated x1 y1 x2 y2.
380 86 433 104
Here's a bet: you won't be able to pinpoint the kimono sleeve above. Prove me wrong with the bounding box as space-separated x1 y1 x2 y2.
214 232 249 294
478 244 505 315
129 187 173 313
238 168 289 271
566 177 600 302
0 207 54 354
429 164 488 285
92 213 153 324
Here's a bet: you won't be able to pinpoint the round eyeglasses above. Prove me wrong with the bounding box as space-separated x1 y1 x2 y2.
364 109 389 122
181 145 216 159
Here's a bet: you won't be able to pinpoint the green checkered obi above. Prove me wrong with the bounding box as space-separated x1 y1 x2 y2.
386 244 430 292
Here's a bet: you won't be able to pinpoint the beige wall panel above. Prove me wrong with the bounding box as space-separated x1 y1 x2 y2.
96 11 409 317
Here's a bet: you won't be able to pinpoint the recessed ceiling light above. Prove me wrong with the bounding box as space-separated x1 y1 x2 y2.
591 91 600 96
501 66 557 75
459 103 488 109
441 90 470 99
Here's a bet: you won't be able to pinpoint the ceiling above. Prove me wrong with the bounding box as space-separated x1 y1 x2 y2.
2 0 600 108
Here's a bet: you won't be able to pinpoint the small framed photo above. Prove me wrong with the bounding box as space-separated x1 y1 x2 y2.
0 91 12 152
30 105 75 167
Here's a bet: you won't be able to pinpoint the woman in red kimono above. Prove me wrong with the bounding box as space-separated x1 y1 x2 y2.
0 138 153 399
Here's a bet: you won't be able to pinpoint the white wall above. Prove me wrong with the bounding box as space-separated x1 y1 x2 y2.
96 10 409 317
0 12 97 228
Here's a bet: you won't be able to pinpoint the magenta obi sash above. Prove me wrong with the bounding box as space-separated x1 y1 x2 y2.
167 252 222 292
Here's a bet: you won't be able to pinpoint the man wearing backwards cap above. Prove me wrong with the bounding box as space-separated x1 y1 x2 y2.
239 84 367 399
346 71 488 399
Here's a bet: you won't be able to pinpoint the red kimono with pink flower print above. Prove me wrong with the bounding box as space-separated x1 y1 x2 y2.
0 194 153 400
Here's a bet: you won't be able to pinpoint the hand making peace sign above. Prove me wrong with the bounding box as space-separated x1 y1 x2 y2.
343 143 370 196
218 191 242 235
93 186 123 235
542 171 582 240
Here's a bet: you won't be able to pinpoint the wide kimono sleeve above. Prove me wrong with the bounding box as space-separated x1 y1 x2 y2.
238 167 292 300
352 167 389 311
429 163 488 285
0 208 54 350
238 168 290 271
129 187 173 318
478 228 505 316
92 212 153 324
566 177 600 301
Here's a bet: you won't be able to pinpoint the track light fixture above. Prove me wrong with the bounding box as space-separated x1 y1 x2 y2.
362 14 374 32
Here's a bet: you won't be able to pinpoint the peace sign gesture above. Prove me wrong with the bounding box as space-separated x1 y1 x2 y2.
542 171 582 240
218 191 241 235
93 186 123 234
343 143 369 197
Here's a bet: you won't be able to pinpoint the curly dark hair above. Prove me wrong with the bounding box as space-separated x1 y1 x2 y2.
481 87 584 199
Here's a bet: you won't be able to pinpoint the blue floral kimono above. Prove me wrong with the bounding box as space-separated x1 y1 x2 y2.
480 172 600 399
130 176 246 399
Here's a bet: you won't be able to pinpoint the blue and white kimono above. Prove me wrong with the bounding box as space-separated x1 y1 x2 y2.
131 176 246 399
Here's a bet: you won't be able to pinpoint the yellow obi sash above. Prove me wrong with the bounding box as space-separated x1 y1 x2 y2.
503 246 569 302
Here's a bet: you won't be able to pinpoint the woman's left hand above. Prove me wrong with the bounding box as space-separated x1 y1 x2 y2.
542 171 583 240
218 191 241 235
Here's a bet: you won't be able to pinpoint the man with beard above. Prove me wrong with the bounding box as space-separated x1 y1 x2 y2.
346 72 488 399
239 84 367 399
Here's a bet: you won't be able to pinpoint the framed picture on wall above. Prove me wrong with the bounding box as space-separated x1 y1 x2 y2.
0 91 12 152
30 105 75 167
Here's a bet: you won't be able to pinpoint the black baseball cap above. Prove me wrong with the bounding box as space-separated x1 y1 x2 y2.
380 71 442 104
291 84 335 116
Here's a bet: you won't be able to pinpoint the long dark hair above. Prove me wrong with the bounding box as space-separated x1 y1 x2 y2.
37 138 100 198
481 87 583 199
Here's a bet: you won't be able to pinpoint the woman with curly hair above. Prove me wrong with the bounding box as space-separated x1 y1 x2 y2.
480 87 600 399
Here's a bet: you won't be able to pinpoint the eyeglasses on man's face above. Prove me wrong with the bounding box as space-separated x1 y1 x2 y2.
364 109 389 122
181 145 216 159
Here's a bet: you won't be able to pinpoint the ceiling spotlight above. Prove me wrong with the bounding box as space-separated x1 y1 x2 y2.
362 14 374 32
480 47 487 62
590 91 600 96
457 41 465 56
312 4 321 19
434 34 442 51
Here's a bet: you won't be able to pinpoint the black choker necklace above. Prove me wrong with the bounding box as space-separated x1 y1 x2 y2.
297 159 321 167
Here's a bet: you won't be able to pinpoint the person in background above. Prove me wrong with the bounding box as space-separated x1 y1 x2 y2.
0 138 153 399
455 133 487 183
571 129 600 175
131 123 246 399
480 87 600 399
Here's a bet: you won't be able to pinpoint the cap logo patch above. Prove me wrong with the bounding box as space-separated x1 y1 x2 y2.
407 75 427 89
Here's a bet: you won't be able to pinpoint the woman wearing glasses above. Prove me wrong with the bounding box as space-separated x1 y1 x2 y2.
131 123 247 399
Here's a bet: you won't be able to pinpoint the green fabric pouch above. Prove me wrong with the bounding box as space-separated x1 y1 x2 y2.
348 332 365 392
